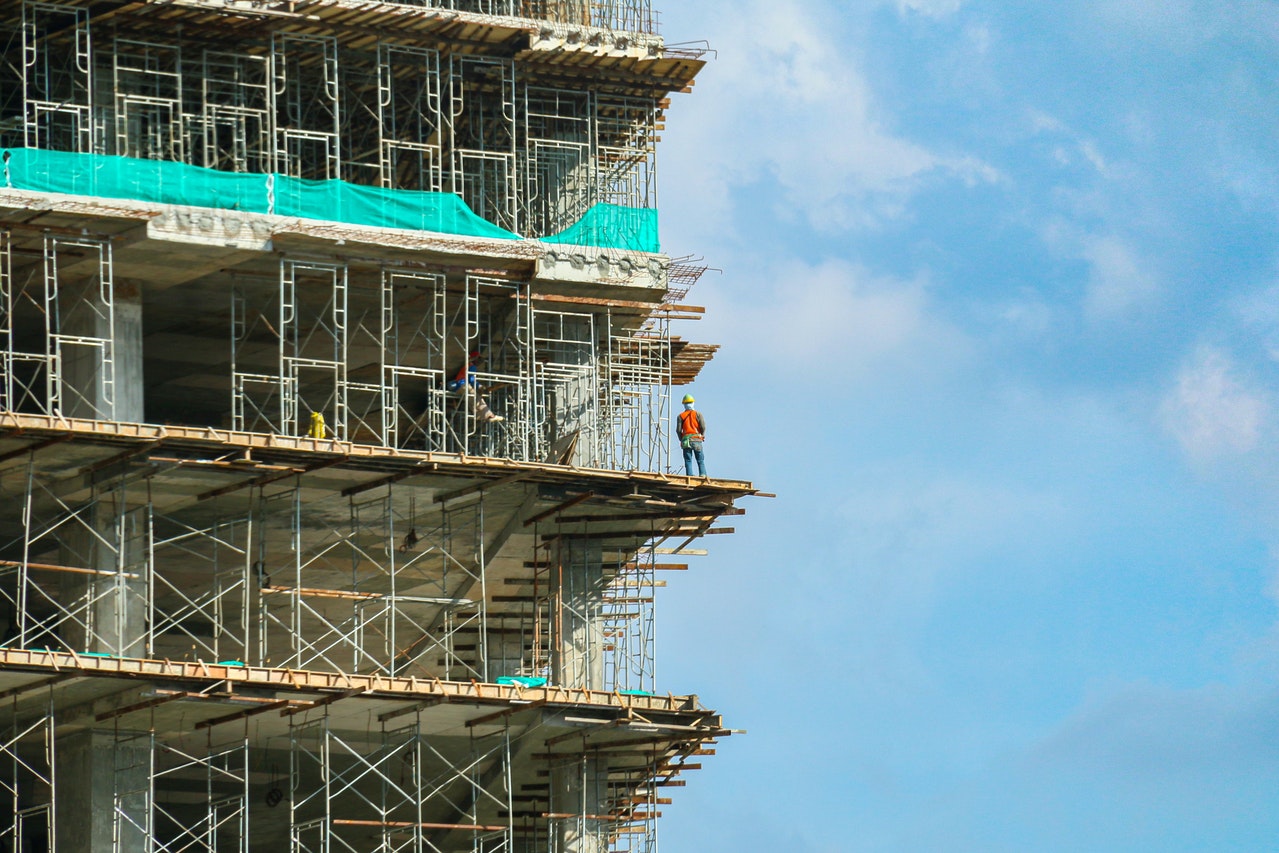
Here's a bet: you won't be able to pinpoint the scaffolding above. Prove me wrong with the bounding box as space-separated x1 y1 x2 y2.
194 49 272 174
603 321 670 474
20 2 93 154
0 445 687 686
0 0 666 235
210 257 670 468
112 728 250 853
0 695 54 851
377 44 444 193
0 677 724 853
539 757 658 853
290 711 514 853
0 0 731 849
0 232 119 422
273 34 341 181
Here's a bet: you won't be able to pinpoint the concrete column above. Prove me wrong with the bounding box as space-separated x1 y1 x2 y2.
113 283 145 422
550 542 610 853
553 538 604 690
56 484 148 657
552 757 607 853
57 277 148 657
60 277 143 422
55 729 149 852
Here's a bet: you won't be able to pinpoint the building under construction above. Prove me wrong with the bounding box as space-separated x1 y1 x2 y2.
0 0 754 849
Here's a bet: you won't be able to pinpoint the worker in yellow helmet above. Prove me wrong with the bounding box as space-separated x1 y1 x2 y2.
676 393 707 477
307 411 327 439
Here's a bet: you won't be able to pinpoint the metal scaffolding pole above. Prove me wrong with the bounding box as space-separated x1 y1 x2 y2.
150 495 253 665
382 270 448 452
603 316 671 474
111 38 183 162
22 1 93 154
111 723 250 853
522 86 594 238
595 97 657 213
290 711 514 853
6 2 667 224
0 695 55 852
447 55 517 233
4 451 150 657
253 481 490 680
600 543 656 695
196 49 271 173
378 44 443 193
0 231 118 422
532 309 599 467
271 33 340 181
281 259 349 440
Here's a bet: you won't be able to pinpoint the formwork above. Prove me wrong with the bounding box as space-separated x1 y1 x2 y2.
0 1 745 850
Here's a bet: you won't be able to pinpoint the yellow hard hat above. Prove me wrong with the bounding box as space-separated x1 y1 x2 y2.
682 394 695 404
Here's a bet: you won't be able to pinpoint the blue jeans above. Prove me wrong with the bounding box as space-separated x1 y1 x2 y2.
682 439 706 476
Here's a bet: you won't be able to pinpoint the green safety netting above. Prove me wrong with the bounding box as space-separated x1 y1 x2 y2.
540 202 660 253
1 148 659 251
4 147 269 213
271 172 519 239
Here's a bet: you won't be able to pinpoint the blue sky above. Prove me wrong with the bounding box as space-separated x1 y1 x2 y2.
651 1 1279 850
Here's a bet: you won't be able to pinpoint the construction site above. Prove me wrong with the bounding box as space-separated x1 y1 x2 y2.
0 0 754 850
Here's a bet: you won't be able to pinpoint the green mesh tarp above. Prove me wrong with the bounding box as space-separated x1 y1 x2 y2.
4 147 269 213
1 148 517 240
271 174 516 239
2 148 658 250
540 203 660 253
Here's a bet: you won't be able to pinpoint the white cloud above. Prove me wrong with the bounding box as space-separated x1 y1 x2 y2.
1081 234 1158 319
1085 0 1279 55
996 291 1056 337
896 0 965 18
1028 109 1111 177
1019 677 1279 821
1038 221 1159 321
702 257 968 384
1162 347 1266 460
660 0 997 238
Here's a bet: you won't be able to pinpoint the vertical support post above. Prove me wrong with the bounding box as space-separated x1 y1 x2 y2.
55 728 147 852
553 537 604 691
280 259 347 440
550 756 607 853
0 695 56 852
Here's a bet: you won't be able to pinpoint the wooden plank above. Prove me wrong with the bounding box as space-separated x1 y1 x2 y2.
0 435 71 465
552 510 717 524
197 456 346 501
341 464 434 497
0 559 140 580
376 696 447 722
195 699 292 730
434 470 531 503
526 292 705 314
95 692 190 722
333 819 507 832
523 491 595 526
281 688 365 716
261 584 382 601
465 699 547 728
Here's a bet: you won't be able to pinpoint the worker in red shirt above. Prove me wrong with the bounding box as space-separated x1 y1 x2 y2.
447 349 505 423
677 393 707 477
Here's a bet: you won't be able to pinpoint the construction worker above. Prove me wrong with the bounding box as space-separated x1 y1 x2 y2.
676 393 706 477
447 349 505 423
307 411 327 439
